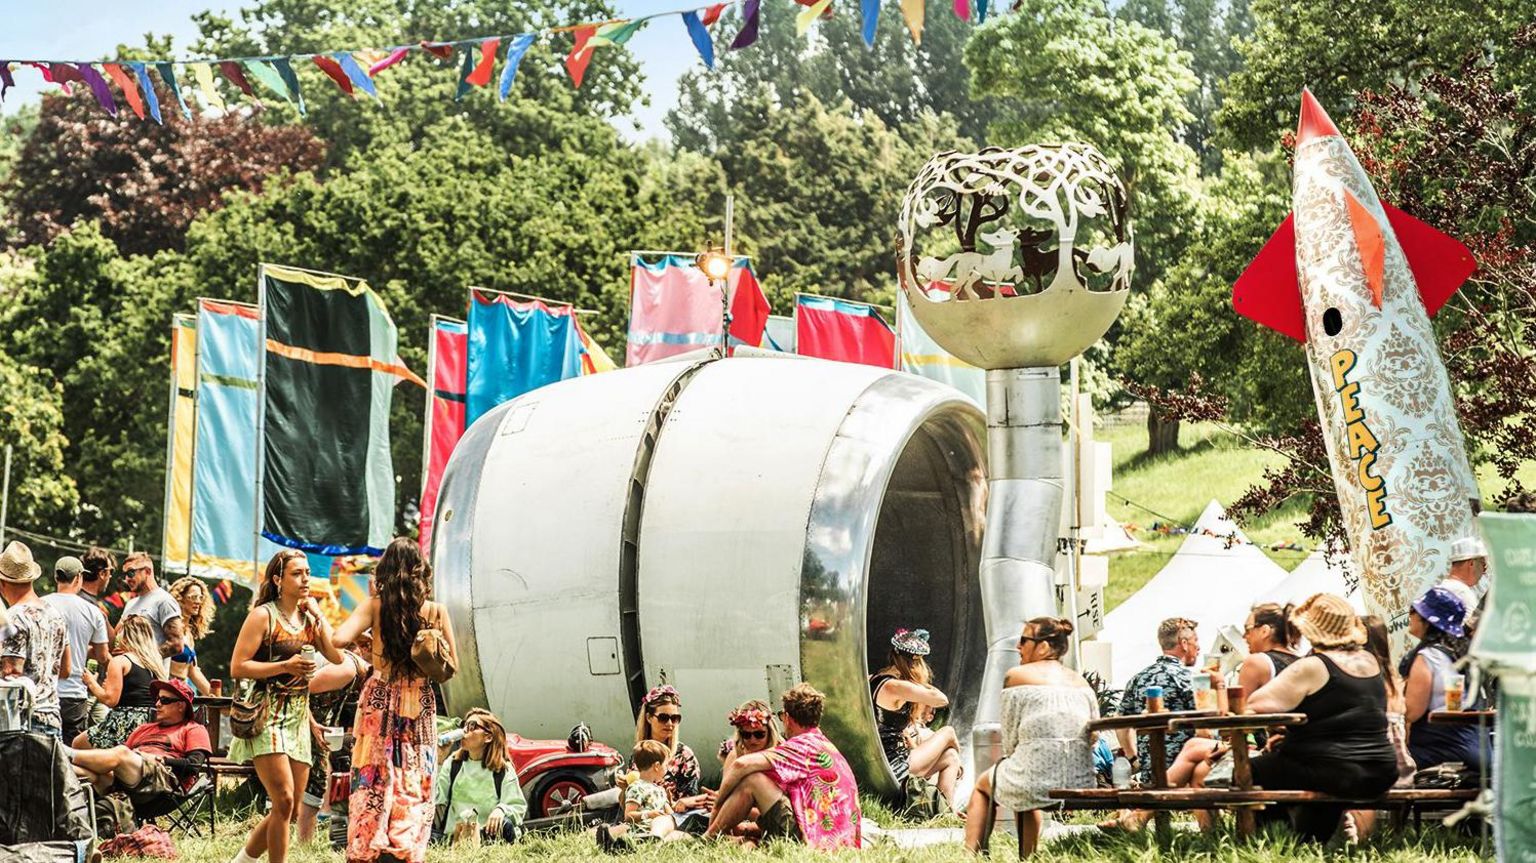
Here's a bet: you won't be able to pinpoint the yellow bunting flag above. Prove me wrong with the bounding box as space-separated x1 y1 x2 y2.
796 0 834 35
191 63 226 110
900 0 925 43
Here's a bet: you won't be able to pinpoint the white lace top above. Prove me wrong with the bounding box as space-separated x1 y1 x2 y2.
992 684 1099 812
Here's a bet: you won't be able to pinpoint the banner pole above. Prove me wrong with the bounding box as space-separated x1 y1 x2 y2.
253 267 270 583
0 444 11 547
185 310 203 578
421 314 440 546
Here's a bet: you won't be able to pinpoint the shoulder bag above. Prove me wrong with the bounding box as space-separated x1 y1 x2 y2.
230 606 277 740
411 603 457 684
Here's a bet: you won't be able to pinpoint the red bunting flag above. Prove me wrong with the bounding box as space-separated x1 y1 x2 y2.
102 63 146 119
702 3 728 24
420 40 456 59
311 55 355 94
565 25 597 88
466 37 500 87
218 61 259 99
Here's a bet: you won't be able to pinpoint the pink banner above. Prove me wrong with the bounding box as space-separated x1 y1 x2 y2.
626 255 768 365
420 318 467 554
794 294 896 368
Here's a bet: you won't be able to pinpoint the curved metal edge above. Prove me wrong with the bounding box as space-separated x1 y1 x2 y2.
433 405 508 714
799 374 989 798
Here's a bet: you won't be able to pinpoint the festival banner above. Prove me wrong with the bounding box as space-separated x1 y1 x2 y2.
794 293 896 368
577 318 618 375
1475 513 1536 863
190 299 280 582
420 316 467 555
897 288 985 404
626 254 769 365
161 314 197 573
260 264 420 556
761 314 795 353
465 291 583 427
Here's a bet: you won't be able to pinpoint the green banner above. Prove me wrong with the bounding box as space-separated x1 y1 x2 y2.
1474 513 1536 673
1498 675 1536 863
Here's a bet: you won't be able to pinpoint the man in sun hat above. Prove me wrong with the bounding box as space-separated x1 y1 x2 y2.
67 677 211 811
0 541 71 735
1438 536 1488 633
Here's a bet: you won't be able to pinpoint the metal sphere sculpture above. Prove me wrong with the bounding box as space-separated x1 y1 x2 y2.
898 144 1134 369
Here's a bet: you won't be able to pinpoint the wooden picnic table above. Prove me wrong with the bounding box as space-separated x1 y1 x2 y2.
1168 712 1307 838
1088 709 1216 839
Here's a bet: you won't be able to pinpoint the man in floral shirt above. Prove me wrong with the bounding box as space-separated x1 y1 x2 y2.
0 541 71 735
705 683 860 849
1116 617 1199 783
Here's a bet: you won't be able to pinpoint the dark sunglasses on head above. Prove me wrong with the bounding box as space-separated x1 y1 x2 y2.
653 713 683 724
741 730 767 741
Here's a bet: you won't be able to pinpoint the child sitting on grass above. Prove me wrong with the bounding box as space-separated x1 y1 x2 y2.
595 739 693 852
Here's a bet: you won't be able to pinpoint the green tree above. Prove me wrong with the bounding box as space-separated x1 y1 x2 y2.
668 1 995 151
964 0 1203 290
1217 0 1534 152
0 350 78 532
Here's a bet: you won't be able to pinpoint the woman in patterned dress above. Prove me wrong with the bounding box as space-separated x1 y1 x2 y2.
227 550 344 863
963 617 1098 856
336 538 456 863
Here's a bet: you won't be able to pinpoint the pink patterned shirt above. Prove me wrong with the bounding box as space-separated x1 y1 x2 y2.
765 728 861 849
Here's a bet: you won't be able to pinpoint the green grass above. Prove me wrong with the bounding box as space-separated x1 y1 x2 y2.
130 810 1487 862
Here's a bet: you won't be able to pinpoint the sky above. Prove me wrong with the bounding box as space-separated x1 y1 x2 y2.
0 0 696 141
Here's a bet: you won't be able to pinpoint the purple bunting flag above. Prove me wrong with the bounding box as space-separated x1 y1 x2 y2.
75 64 118 116
0 62 13 103
731 0 762 50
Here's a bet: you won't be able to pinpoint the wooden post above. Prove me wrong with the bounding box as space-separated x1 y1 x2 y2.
1148 729 1171 841
1229 730 1257 838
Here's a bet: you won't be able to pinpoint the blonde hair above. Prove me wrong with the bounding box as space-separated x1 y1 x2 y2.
729 699 783 752
635 688 681 760
116 616 168 680
168 576 214 639
458 708 509 774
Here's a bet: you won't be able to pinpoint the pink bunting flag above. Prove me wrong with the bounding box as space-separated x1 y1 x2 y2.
311 55 355 95
466 37 500 87
368 47 410 76
953 0 970 19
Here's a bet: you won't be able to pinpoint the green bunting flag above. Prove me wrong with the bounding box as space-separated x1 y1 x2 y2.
155 62 192 119
244 59 298 110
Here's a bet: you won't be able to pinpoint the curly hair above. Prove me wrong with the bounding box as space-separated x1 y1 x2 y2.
375 538 432 674
168 576 214 639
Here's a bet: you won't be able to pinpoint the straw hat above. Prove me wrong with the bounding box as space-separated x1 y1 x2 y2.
0 541 41 584
1292 593 1366 648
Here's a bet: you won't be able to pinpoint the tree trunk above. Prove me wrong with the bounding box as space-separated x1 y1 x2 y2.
1147 411 1181 456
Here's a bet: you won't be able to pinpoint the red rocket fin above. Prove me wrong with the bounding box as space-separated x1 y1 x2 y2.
1232 214 1307 342
1380 202 1477 316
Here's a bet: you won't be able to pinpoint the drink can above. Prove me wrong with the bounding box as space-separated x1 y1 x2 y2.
300 645 316 679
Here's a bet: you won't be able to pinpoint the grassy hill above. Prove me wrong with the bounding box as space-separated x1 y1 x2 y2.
1098 420 1530 614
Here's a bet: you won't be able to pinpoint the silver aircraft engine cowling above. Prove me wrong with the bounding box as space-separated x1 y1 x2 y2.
431 354 989 795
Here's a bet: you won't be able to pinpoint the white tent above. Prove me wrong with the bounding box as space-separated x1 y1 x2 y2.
1094 500 1292 687
1257 550 1368 612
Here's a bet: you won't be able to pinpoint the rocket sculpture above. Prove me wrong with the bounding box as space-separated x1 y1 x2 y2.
1233 90 1480 634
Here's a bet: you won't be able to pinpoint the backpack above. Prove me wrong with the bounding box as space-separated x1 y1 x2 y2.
899 774 948 820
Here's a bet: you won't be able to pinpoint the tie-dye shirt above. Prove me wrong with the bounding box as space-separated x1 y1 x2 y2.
764 728 861 849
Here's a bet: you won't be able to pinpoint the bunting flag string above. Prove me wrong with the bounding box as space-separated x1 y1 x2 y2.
0 0 969 120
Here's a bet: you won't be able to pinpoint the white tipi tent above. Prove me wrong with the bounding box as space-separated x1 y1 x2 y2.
1094 500 1292 686
1257 550 1367 612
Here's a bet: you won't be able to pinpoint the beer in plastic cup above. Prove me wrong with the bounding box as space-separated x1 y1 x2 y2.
1192 672 1217 711
1144 686 1164 713
1445 675 1465 712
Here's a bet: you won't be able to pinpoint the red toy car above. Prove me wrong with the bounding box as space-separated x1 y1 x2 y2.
507 728 623 818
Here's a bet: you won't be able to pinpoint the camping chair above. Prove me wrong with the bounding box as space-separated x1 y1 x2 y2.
131 768 216 839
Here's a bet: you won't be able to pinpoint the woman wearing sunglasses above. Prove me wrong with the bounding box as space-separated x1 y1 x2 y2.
633 685 712 815
719 700 782 771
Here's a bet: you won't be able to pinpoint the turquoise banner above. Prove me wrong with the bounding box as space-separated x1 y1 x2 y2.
1476 512 1536 863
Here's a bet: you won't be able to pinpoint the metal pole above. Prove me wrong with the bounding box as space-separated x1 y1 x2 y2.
0 443 11 547
254 267 270 581
720 194 735 357
1066 357 1083 668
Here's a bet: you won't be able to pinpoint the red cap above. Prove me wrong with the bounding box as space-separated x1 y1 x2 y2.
1297 88 1341 145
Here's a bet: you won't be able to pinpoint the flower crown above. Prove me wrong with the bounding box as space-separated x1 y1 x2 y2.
727 706 771 729
642 684 679 708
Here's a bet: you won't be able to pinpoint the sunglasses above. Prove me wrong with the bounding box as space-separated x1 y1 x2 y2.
653 713 683 724
154 697 182 706
124 567 151 577
740 729 767 741
1018 635 1046 645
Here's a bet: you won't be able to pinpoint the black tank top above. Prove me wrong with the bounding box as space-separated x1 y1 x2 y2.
117 659 156 708
1279 654 1395 764
869 674 911 775
1265 650 1300 676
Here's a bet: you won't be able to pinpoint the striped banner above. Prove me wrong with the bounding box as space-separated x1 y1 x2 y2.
420 316 467 555
625 254 768 365
161 314 197 573
794 294 896 368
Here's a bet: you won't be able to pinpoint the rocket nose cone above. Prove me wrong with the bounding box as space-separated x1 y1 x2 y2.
1297 88 1342 145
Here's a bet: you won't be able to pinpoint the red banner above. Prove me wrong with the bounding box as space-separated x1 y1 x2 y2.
420 317 467 554
794 294 895 368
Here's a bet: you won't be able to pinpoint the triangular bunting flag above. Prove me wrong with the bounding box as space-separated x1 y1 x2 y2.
271 58 306 115
861 0 881 46
681 11 716 68
796 0 834 35
900 0 924 43
731 0 763 49
0 63 13 103
498 33 537 101
191 62 226 110
218 61 260 102
702 3 727 25
466 37 500 87
102 63 145 119
155 62 192 118
953 0 970 20
128 62 162 123
244 60 296 109
334 52 379 99
977 0 988 22
420 41 456 59
369 47 410 76
565 25 597 88
311 55 355 95
454 47 475 100
76 64 118 116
